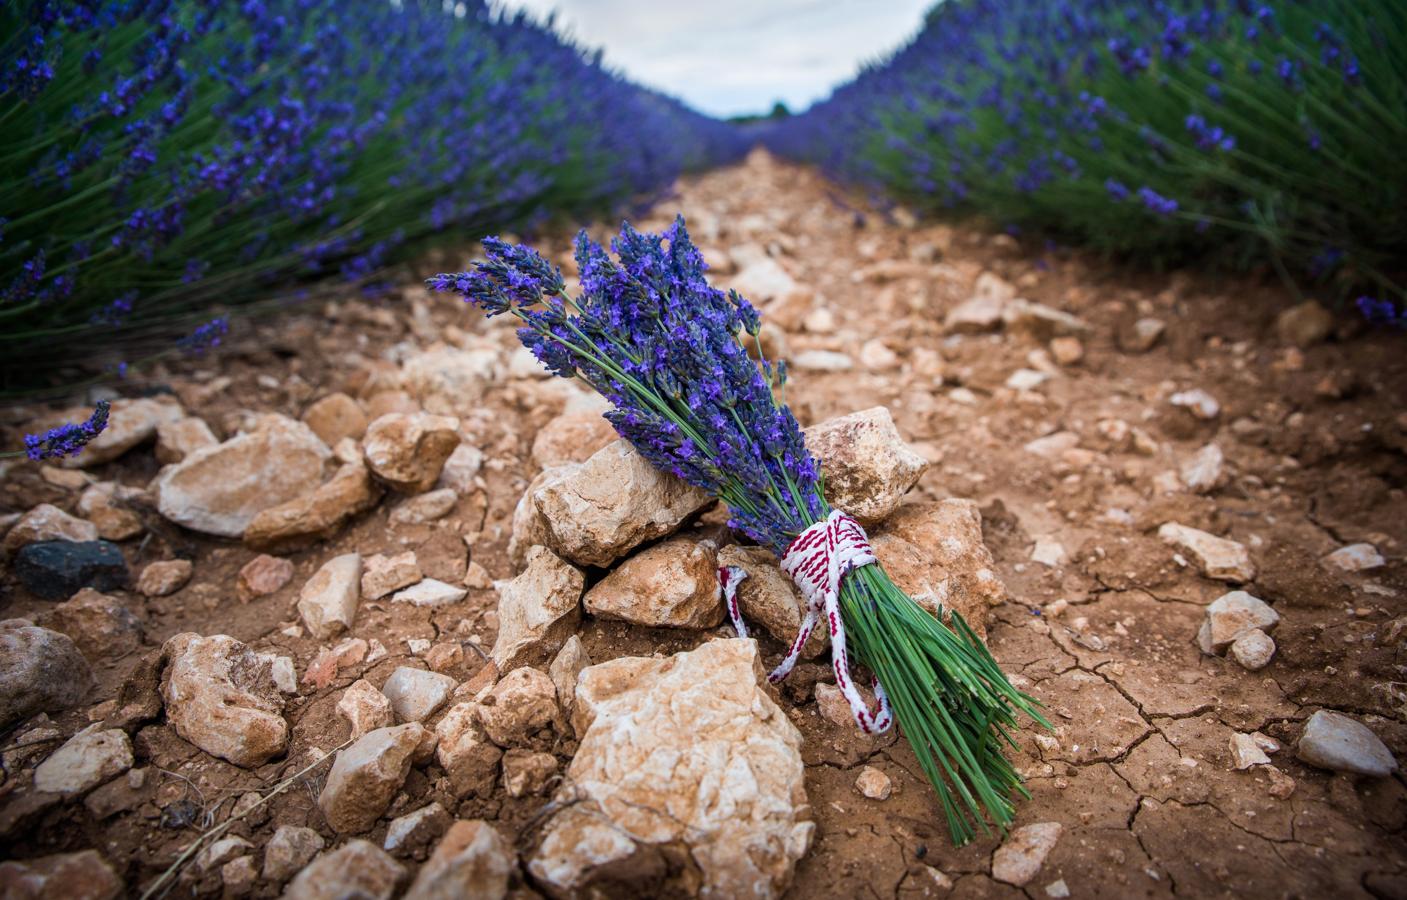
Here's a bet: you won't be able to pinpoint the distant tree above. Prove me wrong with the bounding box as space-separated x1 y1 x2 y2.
727 101 792 125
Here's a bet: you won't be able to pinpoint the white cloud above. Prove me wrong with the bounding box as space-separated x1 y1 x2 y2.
493 0 931 117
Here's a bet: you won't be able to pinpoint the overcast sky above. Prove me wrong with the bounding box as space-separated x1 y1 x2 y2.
493 0 932 118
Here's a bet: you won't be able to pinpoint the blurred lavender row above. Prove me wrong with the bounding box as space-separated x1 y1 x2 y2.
761 0 1405 317
0 0 745 391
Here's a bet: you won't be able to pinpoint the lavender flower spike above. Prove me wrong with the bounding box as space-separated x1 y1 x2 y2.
179 316 230 354
22 400 111 461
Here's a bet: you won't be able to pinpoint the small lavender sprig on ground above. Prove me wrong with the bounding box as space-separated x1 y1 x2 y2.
12 400 111 461
430 217 1048 844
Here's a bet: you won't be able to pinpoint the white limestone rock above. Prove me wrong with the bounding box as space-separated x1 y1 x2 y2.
33 725 132 794
297 553 363 640
527 639 812 899
381 667 457 723
1159 523 1255 582
152 415 332 537
491 545 583 672
160 633 287 768
1296 710 1398 778
532 441 712 568
803 407 928 527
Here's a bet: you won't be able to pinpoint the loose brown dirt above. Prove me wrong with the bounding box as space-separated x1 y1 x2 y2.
2 150 1405 898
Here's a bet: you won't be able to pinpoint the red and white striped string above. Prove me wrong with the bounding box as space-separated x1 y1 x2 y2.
719 509 893 734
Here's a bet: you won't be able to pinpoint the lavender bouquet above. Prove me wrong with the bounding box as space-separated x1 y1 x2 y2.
430 217 1046 844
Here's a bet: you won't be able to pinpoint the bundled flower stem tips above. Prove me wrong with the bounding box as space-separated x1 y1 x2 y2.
430 217 1048 844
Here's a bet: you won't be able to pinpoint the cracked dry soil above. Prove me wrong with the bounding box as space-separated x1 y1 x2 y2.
2 150 1405 898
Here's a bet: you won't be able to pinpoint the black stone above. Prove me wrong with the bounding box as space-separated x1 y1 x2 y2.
160 798 202 830
12 540 129 600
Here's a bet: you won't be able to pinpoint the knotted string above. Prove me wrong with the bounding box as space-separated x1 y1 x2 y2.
720 509 893 734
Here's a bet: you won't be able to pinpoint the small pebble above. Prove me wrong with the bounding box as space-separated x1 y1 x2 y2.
855 766 892 800
137 559 193 597
1229 629 1276 671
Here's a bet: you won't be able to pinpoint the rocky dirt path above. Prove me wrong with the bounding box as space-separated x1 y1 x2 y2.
1 151 1404 899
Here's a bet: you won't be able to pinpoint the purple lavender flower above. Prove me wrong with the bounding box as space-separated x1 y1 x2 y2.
442 235 568 311
91 291 137 326
179 316 229 353
1108 37 1152 76
1138 186 1179 217
1342 57 1361 86
183 259 209 283
1185 114 1236 152
22 401 111 461
3 251 46 305
1309 248 1344 278
1357 296 1406 327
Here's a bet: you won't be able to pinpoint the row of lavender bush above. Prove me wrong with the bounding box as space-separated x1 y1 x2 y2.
0 0 745 392
764 0 1405 319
